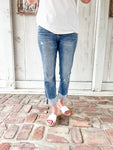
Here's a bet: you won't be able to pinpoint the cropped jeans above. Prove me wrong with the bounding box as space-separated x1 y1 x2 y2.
38 25 78 106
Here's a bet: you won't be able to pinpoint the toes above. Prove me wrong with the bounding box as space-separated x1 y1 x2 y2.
47 120 55 126
47 120 53 124
52 122 55 125
65 111 70 114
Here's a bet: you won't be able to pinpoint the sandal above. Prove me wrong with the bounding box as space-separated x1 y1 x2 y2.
57 104 71 116
46 113 57 127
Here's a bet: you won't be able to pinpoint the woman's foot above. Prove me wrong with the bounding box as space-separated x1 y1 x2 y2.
47 104 58 126
58 99 71 115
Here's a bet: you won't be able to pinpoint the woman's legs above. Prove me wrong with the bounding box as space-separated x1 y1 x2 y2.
38 25 78 124
58 33 78 109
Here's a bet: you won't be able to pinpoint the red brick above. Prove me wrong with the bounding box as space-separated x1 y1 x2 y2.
39 94 45 99
0 94 6 98
5 113 26 124
0 97 8 104
39 110 48 114
46 134 68 143
48 127 69 134
85 112 101 116
29 99 40 105
0 131 4 138
11 142 36 150
84 96 99 100
30 108 40 114
25 113 38 123
37 119 47 125
5 94 13 99
82 107 98 111
99 97 108 100
0 123 7 138
101 123 113 129
88 102 97 107
2 105 13 112
70 120 91 128
105 129 113 143
108 97 113 100
71 116 89 121
73 100 87 104
41 146 54 150
73 145 100 150
101 108 112 117
98 101 108 104
0 105 4 111
32 126 45 140
67 95 79 100
74 103 89 107
109 108 113 112
71 127 83 143
20 105 32 113
81 128 111 145
11 104 23 113
100 118 113 123
16 124 33 140
4 125 19 139
74 108 83 114
0 123 7 130
101 147 113 150
21 97 30 104
39 114 49 119
5 97 22 105
0 143 10 150
57 145 70 150
73 101 89 107
0 112 9 123
33 105 49 110
31 94 40 100
18 94 26 100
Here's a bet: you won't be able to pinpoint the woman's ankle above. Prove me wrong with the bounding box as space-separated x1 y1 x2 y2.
51 104 58 115
58 99 64 107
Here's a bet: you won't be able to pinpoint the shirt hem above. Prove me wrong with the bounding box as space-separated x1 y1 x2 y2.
37 23 79 34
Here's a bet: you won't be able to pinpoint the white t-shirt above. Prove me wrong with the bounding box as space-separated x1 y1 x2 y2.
36 0 79 34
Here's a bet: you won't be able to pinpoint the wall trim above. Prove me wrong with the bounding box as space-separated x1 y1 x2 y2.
0 80 113 96
0 88 113 96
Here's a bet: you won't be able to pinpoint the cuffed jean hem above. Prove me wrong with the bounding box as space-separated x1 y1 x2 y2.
58 93 67 101
45 97 57 106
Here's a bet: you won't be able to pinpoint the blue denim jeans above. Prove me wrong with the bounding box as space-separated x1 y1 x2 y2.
38 25 78 106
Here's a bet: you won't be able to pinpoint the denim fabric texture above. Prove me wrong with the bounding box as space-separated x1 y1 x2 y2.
38 25 78 106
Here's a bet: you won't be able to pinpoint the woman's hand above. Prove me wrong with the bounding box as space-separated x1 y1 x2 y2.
81 0 91 4
27 0 37 4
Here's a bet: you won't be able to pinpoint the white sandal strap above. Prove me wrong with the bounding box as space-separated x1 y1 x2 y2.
47 114 57 122
60 106 69 114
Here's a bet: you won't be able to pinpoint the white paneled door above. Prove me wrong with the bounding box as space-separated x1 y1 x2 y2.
0 0 112 95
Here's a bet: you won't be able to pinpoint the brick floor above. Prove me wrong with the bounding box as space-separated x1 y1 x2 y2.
0 94 113 150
